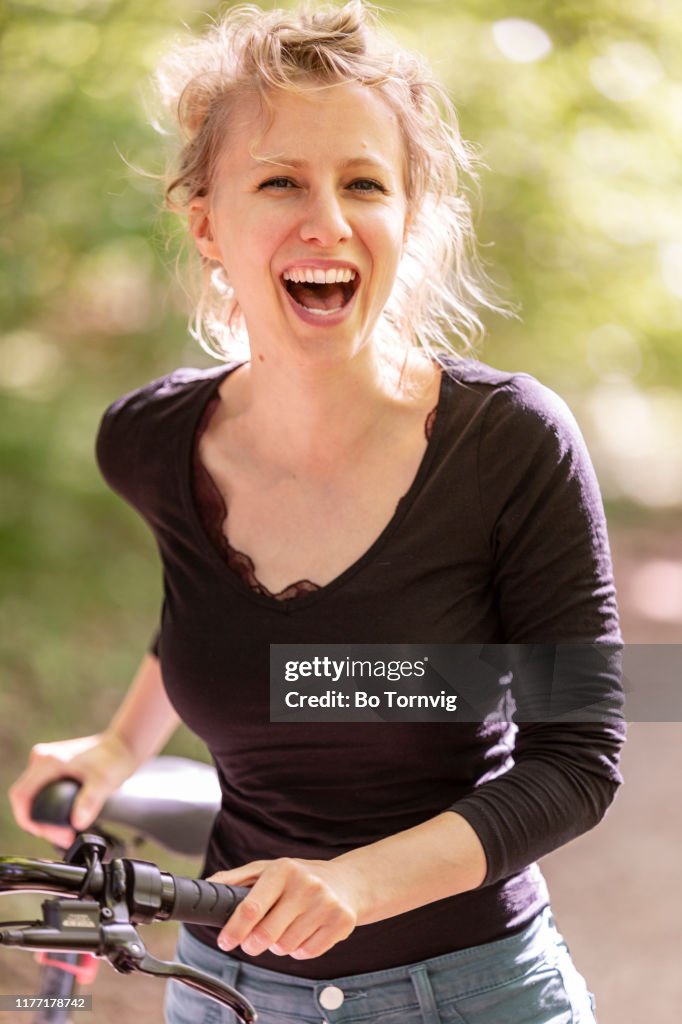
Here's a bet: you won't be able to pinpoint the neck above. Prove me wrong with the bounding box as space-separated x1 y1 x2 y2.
232 344 426 469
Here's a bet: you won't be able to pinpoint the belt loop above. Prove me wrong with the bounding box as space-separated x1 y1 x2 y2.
408 964 441 1024
219 958 242 1023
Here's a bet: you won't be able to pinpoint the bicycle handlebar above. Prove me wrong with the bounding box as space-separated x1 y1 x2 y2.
28 759 222 859
1 768 258 1022
0 854 249 929
0 851 254 1021
0 851 255 1021
21 775 249 928
30 778 80 828
171 875 248 927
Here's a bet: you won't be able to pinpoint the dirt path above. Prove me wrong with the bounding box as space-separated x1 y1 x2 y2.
539 521 682 1023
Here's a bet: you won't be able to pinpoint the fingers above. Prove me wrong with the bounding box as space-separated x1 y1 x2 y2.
286 921 354 960
215 864 283 953
8 757 78 844
266 904 354 959
8 780 77 850
212 858 357 961
228 897 289 957
70 788 105 832
7 734 130 846
209 862 267 887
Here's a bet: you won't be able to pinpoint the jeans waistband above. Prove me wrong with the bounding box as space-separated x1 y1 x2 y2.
178 905 563 1006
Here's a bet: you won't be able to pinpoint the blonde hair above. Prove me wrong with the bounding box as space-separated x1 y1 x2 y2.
153 0 503 365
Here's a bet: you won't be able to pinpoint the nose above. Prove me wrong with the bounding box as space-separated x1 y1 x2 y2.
299 189 352 247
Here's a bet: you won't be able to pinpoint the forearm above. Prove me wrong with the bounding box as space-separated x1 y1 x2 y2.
450 720 625 886
213 810 487 959
105 652 180 766
333 810 487 926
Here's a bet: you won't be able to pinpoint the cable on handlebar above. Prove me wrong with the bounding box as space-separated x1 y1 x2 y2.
0 841 257 1023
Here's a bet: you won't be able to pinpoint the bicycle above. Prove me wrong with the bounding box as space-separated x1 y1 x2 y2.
0 756 257 1023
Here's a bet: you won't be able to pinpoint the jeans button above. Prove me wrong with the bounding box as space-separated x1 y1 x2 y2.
319 985 345 1010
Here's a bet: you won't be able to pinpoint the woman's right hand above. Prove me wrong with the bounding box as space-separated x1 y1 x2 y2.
8 731 138 848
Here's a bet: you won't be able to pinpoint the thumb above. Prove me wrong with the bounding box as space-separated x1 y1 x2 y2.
207 862 264 886
71 790 105 831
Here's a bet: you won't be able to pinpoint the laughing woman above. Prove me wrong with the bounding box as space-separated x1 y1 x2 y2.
10 3 624 1022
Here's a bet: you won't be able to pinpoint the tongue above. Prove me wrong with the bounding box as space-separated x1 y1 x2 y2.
288 281 346 311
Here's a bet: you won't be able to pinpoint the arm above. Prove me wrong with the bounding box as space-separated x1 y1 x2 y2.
210 810 486 960
446 381 625 886
452 643 625 886
106 650 180 769
333 810 487 923
9 652 180 847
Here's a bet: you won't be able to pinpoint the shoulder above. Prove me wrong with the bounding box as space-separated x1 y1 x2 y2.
439 362 618 643
95 364 233 499
99 365 229 430
440 356 585 457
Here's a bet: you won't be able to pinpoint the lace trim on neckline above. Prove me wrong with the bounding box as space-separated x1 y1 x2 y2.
192 394 438 601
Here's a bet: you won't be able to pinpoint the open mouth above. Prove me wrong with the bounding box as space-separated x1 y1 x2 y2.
281 268 360 318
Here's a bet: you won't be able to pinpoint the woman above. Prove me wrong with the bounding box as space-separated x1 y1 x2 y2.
10 3 624 1022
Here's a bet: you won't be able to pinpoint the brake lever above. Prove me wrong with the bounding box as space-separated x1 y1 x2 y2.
0 916 257 1023
134 950 257 1023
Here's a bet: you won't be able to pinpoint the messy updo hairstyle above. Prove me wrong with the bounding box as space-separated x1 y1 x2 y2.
153 0 503 365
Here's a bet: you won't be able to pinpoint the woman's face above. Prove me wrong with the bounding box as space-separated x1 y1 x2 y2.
190 82 410 367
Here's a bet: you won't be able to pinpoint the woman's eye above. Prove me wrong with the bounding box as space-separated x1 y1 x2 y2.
259 177 297 190
258 177 387 194
348 179 387 193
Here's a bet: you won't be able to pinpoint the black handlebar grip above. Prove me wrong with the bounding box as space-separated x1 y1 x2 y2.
170 877 250 926
30 778 81 827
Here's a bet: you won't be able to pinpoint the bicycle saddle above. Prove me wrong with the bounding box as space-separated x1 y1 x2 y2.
31 756 221 857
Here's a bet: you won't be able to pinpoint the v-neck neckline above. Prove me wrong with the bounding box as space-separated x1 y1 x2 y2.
180 360 452 613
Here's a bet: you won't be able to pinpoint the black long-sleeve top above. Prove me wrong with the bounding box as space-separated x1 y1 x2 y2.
95 357 625 978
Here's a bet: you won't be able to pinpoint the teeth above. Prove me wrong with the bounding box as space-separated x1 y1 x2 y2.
283 267 357 284
301 305 341 317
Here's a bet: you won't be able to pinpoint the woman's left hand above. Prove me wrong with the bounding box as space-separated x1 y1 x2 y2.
208 857 365 960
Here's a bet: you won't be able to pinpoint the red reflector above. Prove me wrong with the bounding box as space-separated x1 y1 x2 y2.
35 951 100 985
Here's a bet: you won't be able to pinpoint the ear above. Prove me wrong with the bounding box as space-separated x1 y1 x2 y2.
189 198 221 261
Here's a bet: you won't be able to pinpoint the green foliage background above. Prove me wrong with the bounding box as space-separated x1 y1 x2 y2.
1 0 681 849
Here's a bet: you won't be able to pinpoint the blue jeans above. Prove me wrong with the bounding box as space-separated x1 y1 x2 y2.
164 907 597 1024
